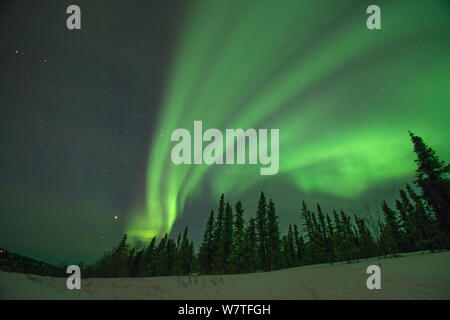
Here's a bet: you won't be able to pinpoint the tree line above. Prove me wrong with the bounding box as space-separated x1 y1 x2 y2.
0 249 66 277
84 226 196 277
1 132 448 277
85 131 448 277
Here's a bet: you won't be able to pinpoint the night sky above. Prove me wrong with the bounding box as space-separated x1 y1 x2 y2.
1 0 449 264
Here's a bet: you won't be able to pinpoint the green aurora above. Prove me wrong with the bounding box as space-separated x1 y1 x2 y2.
126 0 450 240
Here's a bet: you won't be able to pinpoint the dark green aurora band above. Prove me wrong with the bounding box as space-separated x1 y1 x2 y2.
126 0 450 240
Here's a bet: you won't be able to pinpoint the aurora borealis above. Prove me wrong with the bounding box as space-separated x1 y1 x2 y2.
127 0 450 240
0 0 449 263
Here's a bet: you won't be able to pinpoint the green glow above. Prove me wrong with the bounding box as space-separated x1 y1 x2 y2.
127 0 450 240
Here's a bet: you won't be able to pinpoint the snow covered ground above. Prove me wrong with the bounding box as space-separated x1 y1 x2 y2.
1 251 449 299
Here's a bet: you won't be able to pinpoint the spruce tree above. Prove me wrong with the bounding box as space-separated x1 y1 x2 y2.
266 199 281 270
325 213 336 262
140 236 156 276
409 132 450 240
111 234 130 276
395 190 416 251
381 201 402 253
229 201 246 273
199 210 215 274
256 192 268 271
244 217 259 272
234 201 245 249
332 210 344 261
222 202 234 272
212 194 226 273
176 232 182 250
165 238 177 275
300 201 315 264
286 225 297 267
317 205 332 263
129 247 143 277
188 241 195 273
339 210 358 262
378 221 397 256
115 234 128 254
309 208 323 263
177 226 193 275
406 183 442 249
293 224 304 265
354 216 376 258
154 233 168 276
281 235 290 267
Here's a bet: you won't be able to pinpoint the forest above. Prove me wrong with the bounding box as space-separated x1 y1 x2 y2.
1 132 449 278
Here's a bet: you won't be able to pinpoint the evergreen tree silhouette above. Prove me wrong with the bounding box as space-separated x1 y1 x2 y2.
129 247 143 277
199 210 215 274
409 131 450 242
395 189 418 251
300 201 316 264
165 238 177 275
110 234 130 276
332 210 344 261
212 194 225 273
339 210 358 262
293 224 305 265
154 233 168 275
354 216 376 258
177 226 194 275
139 236 156 276
317 204 332 263
222 202 234 272
244 217 259 272
381 202 402 254
256 192 268 271
229 201 247 273
285 225 297 267
325 213 336 262
266 199 281 270
405 183 442 250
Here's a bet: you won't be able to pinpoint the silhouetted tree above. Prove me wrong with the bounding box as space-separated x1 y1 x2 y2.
244 217 259 272
256 192 268 271
212 194 226 273
229 201 247 273
381 201 403 253
266 199 281 270
409 132 450 243
293 224 305 265
199 210 215 274
222 202 234 272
